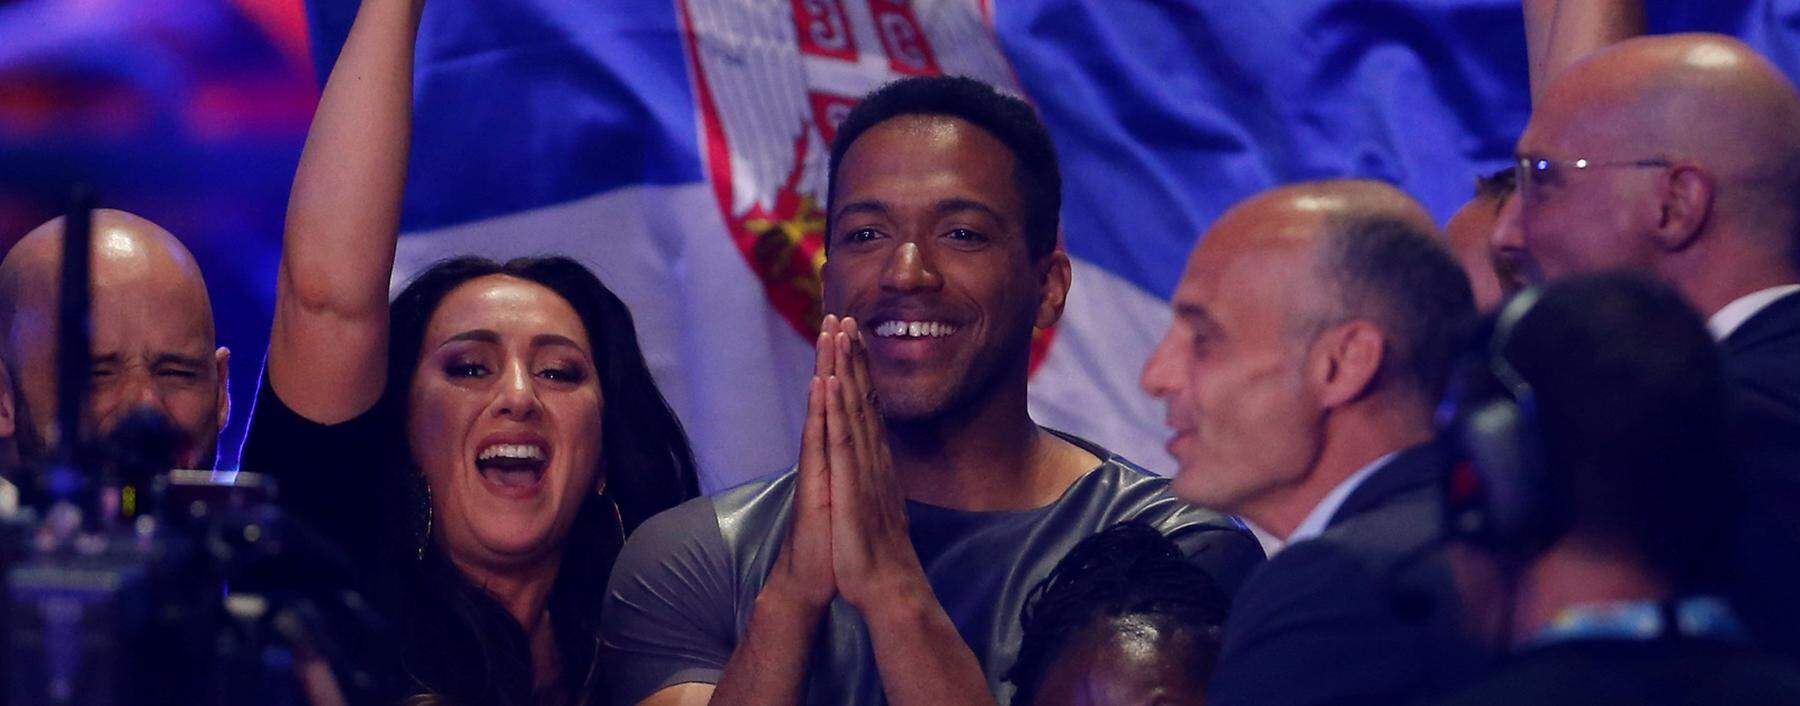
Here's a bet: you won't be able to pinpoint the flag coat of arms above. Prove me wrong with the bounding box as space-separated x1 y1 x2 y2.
377 0 1261 491
9 1 1800 479
287 0 1799 491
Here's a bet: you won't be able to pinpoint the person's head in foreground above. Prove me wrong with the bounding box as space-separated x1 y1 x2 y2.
1444 272 1735 642
823 74 1070 424
384 255 697 701
0 208 228 471
1008 521 1229 706
1141 179 1473 539
1498 33 1800 317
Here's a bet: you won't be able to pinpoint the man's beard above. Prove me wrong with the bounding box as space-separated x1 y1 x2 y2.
10 397 216 472
880 322 1032 428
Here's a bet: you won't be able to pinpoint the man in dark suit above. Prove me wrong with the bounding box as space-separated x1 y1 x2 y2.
1141 179 1483 705
1436 273 1800 706
1496 33 1800 658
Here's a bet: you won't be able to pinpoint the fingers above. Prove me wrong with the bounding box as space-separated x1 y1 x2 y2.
828 327 864 471
846 325 884 453
825 374 861 545
797 375 829 516
815 314 838 379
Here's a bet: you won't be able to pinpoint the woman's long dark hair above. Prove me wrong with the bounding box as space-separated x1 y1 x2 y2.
377 255 700 704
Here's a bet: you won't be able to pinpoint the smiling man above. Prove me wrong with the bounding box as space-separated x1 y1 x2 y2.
1141 180 1483 705
603 76 1260 706
1491 34 1800 660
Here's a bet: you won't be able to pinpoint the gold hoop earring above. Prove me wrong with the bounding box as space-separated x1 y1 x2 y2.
417 482 433 562
597 483 625 540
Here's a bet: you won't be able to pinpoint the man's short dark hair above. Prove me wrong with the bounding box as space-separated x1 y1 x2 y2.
1316 214 1477 403
1005 522 1229 705
1473 166 1516 208
827 75 1062 260
1504 272 1735 589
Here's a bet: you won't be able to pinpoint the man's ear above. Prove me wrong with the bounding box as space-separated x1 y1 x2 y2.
0 362 15 441
1306 320 1386 409
1034 249 1073 330
1654 165 1713 252
213 346 231 433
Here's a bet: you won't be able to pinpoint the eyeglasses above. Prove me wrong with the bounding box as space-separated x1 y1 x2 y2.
1513 155 1673 201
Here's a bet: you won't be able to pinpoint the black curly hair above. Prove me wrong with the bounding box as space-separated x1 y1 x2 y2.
1006 521 1229 705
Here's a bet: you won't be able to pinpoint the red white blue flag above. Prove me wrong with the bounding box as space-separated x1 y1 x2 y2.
9 0 1800 485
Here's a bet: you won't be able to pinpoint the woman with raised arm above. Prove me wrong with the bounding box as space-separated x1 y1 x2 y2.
243 1 699 703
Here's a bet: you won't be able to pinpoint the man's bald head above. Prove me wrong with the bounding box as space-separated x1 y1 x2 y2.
1213 180 1467 394
1516 34 1800 311
0 209 228 469
1142 180 1472 514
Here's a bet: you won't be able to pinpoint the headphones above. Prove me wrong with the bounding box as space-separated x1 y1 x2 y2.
1436 286 1569 559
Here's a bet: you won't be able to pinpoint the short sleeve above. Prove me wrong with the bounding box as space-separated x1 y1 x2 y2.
1166 517 1265 600
601 495 739 705
239 373 397 573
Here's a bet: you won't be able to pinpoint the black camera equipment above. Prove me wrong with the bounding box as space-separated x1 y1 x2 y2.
1 190 393 705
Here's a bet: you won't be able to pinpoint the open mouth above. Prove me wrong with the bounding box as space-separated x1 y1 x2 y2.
476 442 548 490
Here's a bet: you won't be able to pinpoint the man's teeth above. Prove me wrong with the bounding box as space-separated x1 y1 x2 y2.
873 320 958 338
478 443 546 461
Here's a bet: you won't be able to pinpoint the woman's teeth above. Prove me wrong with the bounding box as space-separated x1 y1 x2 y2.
477 443 547 490
874 320 958 338
478 443 545 461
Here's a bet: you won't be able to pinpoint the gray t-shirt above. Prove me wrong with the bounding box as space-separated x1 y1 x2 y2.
600 432 1263 705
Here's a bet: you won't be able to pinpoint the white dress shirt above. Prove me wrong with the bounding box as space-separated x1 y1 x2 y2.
1255 451 1399 557
1707 284 1800 341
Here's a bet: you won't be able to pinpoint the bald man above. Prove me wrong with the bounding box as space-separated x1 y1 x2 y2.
1142 180 1483 705
0 209 229 474
1497 33 1800 660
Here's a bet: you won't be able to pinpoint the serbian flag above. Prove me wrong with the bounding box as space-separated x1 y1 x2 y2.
288 0 1796 491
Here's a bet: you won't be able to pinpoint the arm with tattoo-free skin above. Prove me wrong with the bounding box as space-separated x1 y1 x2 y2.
271 0 423 423
646 316 993 706
824 319 993 706
687 323 842 706
1524 0 1645 102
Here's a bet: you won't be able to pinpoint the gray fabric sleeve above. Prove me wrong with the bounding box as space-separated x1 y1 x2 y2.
1167 518 1266 600
602 494 738 705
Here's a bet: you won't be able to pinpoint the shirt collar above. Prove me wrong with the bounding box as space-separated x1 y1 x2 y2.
1240 519 1283 558
1262 451 1399 556
1707 284 1800 341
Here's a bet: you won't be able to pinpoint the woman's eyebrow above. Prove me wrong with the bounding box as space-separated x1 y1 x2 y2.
532 333 588 352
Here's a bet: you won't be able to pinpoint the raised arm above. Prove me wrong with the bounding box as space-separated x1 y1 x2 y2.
271 0 424 423
696 324 844 706
1524 0 1645 102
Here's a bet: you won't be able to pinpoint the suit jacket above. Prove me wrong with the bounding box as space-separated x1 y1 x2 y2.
1208 441 1490 706
1721 290 1800 662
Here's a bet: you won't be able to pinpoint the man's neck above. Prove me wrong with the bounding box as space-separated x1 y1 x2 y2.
887 381 1095 512
1668 229 1800 319
1512 542 1671 644
1244 404 1432 541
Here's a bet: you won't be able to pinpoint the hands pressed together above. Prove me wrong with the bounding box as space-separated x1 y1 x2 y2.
771 314 932 615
